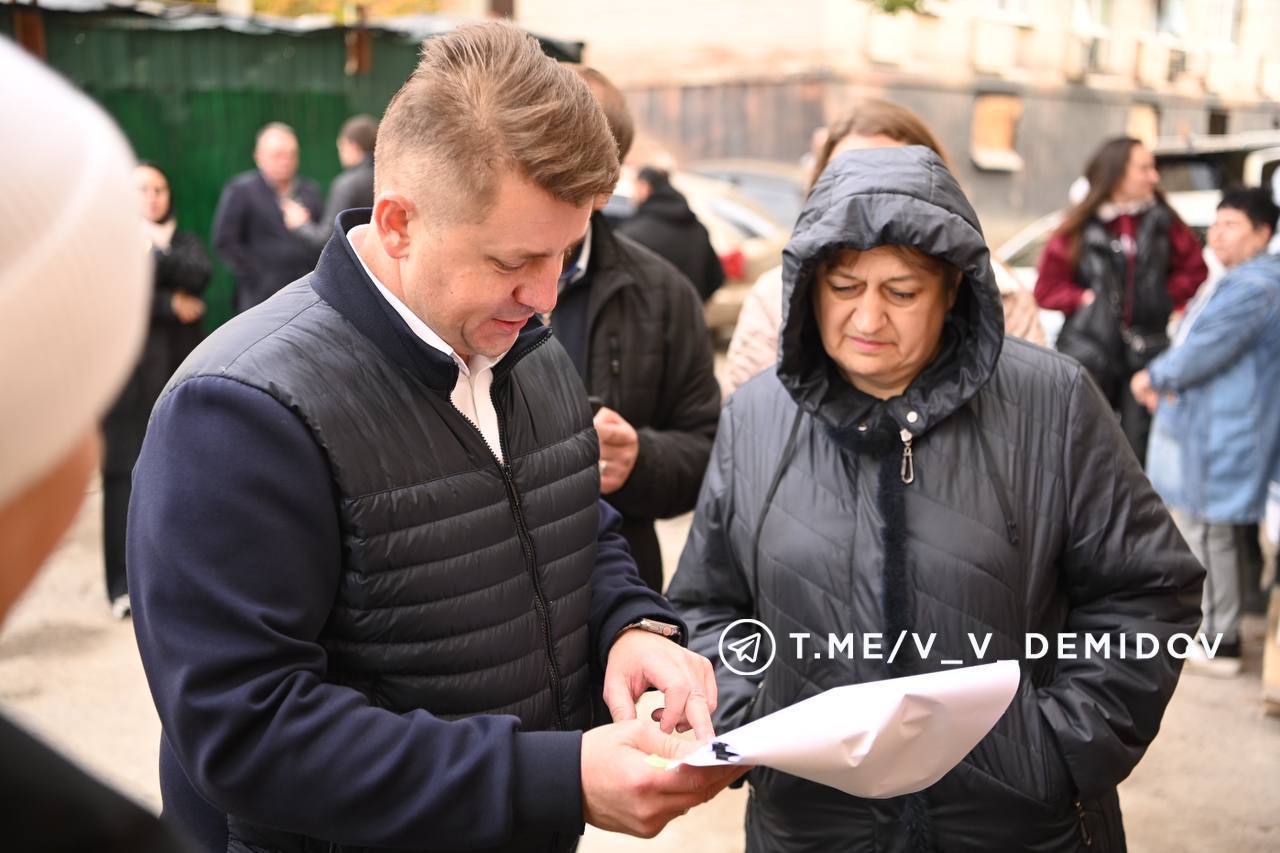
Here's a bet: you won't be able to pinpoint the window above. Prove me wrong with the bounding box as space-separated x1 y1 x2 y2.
1203 0 1242 46
1208 110 1229 136
1153 0 1187 37
1127 104 1160 148
970 94 1024 172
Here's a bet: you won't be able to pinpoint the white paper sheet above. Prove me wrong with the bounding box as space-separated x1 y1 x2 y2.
671 660 1019 798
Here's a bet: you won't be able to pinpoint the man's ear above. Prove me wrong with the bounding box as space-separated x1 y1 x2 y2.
372 192 415 260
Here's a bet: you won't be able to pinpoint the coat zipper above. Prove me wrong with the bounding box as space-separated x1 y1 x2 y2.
899 428 915 485
1074 799 1094 847
607 333 622 408
493 338 568 732
445 336 568 732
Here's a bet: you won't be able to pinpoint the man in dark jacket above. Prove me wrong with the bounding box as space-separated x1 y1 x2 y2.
128 24 738 853
669 146 1204 852
290 113 377 253
617 166 725 301
211 122 323 312
559 68 721 593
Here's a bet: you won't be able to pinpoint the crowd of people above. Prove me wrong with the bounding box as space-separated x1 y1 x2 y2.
2 17 1278 853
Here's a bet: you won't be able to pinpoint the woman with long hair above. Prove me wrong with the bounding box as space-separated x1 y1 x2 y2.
721 98 1044 398
101 163 210 617
1035 136 1207 462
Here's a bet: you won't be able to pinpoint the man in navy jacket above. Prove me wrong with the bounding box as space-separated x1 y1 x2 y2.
211 122 323 313
128 23 739 853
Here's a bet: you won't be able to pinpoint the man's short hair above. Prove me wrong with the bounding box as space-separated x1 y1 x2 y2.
375 23 619 223
1219 186 1280 235
573 66 634 162
256 121 296 145
340 114 378 155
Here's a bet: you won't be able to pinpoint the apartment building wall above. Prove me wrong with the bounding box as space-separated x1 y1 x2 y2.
516 0 1280 235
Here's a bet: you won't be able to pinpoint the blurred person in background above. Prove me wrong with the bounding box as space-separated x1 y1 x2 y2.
290 113 378 253
670 145 1202 853
561 67 721 593
101 161 211 619
211 121 323 312
1035 136 1207 464
617 165 725 301
0 36 195 851
1134 187 1280 677
721 98 1044 399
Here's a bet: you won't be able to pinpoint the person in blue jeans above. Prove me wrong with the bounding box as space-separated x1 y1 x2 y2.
1134 186 1280 676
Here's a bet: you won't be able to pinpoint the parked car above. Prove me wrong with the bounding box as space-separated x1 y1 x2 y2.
1153 130 1280 193
605 168 790 339
687 159 809 228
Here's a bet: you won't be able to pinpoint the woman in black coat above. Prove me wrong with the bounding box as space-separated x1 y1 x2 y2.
102 163 210 617
668 147 1204 852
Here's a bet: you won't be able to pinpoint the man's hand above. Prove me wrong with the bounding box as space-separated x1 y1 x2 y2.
605 628 717 741
171 292 206 325
594 407 639 494
581 720 746 838
281 197 311 230
1130 369 1159 413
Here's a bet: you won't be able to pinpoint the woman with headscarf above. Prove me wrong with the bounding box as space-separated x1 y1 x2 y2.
668 146 1202 852
721 98 1044 399
101 162 211 617
1035 136 1207 463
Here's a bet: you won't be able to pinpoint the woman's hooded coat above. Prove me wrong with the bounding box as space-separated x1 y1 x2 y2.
668 146 1203 853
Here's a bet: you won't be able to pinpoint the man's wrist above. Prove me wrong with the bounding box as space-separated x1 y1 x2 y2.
616 617 682 644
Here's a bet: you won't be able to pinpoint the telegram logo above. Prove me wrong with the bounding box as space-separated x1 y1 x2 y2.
718 618 777 677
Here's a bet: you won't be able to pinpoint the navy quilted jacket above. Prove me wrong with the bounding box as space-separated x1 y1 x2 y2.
668 147 1204 853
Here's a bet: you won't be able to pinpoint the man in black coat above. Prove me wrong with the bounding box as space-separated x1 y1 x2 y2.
560 68 722 593
127 24 738 853
290 113 377 253
617 166 725 301
211 122 323 313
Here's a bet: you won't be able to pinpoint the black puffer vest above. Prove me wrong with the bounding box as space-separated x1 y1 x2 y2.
1078 204 1173 345
184 252 600 852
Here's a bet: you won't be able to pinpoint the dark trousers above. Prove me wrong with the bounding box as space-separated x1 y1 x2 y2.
102 472 132 601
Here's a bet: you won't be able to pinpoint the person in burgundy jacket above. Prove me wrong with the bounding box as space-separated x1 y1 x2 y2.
1035 136 1207 464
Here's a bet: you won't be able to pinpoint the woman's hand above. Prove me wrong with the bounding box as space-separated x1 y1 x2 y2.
1079 289 1096 308
171 292 206 325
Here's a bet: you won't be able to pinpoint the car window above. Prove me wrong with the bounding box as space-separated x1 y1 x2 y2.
1006 230 1053 269
1157 159 1222 193
707 196 779 240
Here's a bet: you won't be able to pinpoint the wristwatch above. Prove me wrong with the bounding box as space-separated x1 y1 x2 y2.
618 617 683 643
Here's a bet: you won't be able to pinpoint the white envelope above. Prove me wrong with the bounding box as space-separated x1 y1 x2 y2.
672 659 1020 798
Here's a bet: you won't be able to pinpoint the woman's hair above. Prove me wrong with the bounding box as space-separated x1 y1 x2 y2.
810 99 949 192
135 160 174 224
1054 136 1174 263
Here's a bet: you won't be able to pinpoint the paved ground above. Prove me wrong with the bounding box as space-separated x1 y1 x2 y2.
2 489 1277 852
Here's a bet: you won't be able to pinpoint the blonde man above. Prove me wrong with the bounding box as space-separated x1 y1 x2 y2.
129 23 738 853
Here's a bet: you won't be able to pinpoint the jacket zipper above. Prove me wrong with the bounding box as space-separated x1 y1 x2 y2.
493 337 568 732
1074 799 1094 847
607 333 622 409
899 428 915 485
445 335 568 731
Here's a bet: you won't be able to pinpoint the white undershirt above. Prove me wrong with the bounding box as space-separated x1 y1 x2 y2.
347 224 506 463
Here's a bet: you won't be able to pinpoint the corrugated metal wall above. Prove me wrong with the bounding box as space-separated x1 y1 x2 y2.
1 9 422 327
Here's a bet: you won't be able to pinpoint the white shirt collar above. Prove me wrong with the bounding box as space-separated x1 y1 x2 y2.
346 223 504 376
561 222 592 289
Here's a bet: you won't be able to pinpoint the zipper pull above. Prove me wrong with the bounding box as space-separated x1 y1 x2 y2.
899 428 914 485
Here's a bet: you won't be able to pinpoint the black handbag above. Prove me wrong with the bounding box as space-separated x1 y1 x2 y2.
1055 287 1125 397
